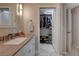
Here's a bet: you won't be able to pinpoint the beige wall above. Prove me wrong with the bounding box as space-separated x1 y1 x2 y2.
23 3 64 55
23 4 35 34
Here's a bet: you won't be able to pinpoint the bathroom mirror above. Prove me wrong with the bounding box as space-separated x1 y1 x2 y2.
0 8 12 26
0 3 25 41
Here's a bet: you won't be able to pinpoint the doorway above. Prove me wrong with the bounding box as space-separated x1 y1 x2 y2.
66 6 79 56
40 8 52 44
39 7 57 56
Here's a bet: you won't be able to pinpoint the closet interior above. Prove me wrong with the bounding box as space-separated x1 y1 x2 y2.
40 8 52 44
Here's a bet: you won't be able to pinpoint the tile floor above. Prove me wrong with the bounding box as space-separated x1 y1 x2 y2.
38 44 79 56
39 43 58 56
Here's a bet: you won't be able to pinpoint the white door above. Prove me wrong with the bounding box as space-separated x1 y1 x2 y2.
66 8 72 52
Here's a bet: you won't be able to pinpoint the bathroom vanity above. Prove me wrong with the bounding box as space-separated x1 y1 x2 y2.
0 35 35 56
15 36 35 56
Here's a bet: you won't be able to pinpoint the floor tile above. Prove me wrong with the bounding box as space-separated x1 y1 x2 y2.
39 43 58 56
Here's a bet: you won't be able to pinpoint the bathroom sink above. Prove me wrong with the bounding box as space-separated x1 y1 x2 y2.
3 37 27 45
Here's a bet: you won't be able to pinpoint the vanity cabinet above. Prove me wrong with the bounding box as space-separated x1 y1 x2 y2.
15 36 35 56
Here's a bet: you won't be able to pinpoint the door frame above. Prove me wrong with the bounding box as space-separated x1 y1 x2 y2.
38 7 56 55
66 8 72 52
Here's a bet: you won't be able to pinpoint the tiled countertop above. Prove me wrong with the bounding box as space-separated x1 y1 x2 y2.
0 34 33 56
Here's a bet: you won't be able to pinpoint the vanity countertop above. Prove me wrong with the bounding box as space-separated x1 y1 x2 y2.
0 34 34 56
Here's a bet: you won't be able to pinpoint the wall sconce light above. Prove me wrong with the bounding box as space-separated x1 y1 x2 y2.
16 3 22 16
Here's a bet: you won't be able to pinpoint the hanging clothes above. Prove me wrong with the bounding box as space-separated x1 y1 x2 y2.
40 14 52 28
43 16 46 27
